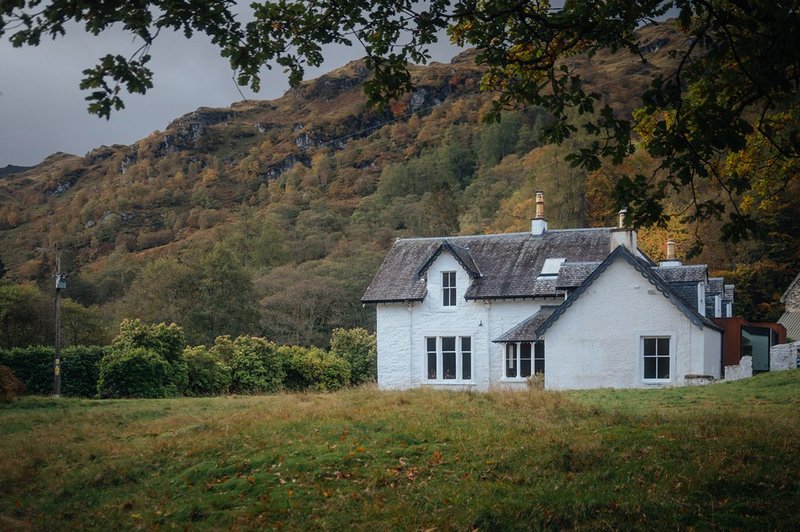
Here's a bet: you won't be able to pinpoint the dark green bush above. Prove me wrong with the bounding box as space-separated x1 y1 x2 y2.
278 345 351 392
0 346 53 395
0 345 109 397
183 346 231 396
0 364 24 402
61 346 108 397
329 328 376 385
112 320 188 395
221 336 284 394
97 347 174 398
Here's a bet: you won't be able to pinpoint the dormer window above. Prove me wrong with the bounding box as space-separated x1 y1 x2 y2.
442 272 456 306
538 258 566 279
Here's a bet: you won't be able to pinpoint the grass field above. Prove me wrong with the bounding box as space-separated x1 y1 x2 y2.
2 371 799 530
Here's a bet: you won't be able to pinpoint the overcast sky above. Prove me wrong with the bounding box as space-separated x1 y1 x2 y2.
0 20 460 168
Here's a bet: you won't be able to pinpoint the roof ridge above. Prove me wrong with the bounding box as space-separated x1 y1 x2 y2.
394 226 614 242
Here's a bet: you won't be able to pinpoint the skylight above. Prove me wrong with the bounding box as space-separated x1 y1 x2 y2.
539 258 566 277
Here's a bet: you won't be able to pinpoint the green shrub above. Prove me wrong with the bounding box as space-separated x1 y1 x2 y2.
97 347 174 398
0 364 24 402
329 328 376 385
61 346 108 397
0 346 53 395
278 345 351 392
183 346 231 396
223 336 284 394
112 319 189 394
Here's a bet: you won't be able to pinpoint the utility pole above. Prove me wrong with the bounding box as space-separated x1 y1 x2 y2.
54 256 66 398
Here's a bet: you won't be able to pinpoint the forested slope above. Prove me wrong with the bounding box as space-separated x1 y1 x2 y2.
0 22 796 347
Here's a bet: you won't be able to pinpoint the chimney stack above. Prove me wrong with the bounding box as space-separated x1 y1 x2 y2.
610 208 638 252
531 191 548 235
660 239 682 267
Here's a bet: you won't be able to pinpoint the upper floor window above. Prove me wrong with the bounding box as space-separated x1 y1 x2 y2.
442 271 457 306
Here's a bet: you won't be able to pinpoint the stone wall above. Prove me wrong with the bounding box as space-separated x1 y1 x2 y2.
724 355 752 381
770 342 800 371
785 283 800 312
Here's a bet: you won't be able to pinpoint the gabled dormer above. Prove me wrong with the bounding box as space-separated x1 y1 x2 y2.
417 240 481 308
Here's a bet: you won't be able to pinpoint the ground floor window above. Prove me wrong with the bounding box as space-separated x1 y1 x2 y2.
505 341 544 378
642 337 670 380
426 336 471 381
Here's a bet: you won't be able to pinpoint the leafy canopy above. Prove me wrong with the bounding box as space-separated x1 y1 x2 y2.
2 1 799 242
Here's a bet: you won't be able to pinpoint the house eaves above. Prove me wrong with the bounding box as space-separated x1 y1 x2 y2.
417 240 482 279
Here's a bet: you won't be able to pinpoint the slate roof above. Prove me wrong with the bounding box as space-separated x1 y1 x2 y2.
418 240 481 279
779 311 800 341
652 264 707 283
361 228 627 303
534 246 723 338
555 262 601 289
492 306 559 342
707 277 724 295
670 282 701 313
724 284 734 302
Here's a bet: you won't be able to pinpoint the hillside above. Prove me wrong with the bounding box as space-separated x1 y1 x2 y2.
0 21 795 347
1 370 799 529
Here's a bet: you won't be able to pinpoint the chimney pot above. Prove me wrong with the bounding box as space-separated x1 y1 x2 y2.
666 240 676 260
531 191 547 235
618 208 627 229
535 191 545 219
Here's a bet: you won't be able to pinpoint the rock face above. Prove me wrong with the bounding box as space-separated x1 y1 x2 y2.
162 108 238 153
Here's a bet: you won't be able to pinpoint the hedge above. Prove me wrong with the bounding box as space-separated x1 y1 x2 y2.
97 347 175 398
0 345 107 397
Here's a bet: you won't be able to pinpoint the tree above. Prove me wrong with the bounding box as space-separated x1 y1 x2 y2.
2 1 798 244
189 244 260 344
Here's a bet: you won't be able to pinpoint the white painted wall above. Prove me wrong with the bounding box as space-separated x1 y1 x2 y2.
724 355 753 381
541 259 721 390
703 326 722 377
375 251 722 391
375 252 553 391
770 341 800 371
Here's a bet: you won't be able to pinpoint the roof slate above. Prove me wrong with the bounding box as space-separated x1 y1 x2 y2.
707 277 724 295
362 228 621 303
667 282 700 313
555 262 601 289
724 284 735 302
493 306 559 342
652 264 707 283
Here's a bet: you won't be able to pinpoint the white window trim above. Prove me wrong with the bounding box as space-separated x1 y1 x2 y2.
500 341 545 382
640 334 673 384
425 336 473 384
441 271 457 309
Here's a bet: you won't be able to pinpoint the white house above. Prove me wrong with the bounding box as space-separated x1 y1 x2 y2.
361 193 725 391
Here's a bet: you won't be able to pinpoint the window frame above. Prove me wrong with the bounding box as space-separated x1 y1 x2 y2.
425 335 473 383
641 336 671 383
442 271 457 307
503 341 545 381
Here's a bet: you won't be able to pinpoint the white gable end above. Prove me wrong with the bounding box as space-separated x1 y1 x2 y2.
541 258 721 389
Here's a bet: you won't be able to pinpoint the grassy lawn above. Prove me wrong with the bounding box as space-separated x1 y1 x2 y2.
1 371 799 530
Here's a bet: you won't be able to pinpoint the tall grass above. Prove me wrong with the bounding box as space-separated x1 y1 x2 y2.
1 371 799 530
